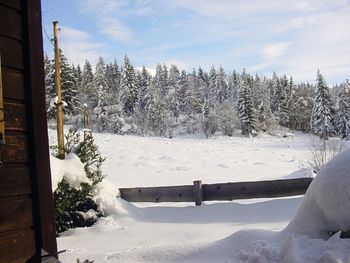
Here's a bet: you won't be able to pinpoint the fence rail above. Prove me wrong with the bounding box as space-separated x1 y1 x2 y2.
119 177 313 206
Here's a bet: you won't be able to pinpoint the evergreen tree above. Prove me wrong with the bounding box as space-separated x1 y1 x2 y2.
208 66 217 106
237 70 257 136
120 55 138 116
216 66 228 104
81 60 94 108
44 53 55 112
336 81 350 139
47 52 79 119
145 80 167 136
311 70 335 139
167 65 181 120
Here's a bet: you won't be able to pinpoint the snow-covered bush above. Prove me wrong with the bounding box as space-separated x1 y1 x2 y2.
51 128 107 235
307 138 345 173
285 148 350 239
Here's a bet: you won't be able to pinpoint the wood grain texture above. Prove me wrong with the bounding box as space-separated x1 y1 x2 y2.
203 178 313 201
0 36 23 69
0 167 31 197
120 185 194 202
0 196 33 233
3 133 28 163
22 0 58 255
120 178 313 204
0 5 22 40
4 101 27 131
0 228 36 263
0 1 21 11
2 68 25 101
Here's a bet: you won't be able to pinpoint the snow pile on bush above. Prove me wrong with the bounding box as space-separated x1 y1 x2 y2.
92 179 121 216
230 148 350 262
285 148 350 238
50 154 89 191
51 152 122 235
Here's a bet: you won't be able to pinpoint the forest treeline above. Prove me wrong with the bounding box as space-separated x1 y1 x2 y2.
44 53 350 139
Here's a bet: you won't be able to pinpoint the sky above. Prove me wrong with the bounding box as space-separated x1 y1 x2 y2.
41 0 350 84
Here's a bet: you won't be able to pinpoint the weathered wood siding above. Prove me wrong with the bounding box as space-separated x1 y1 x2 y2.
0 1 57 262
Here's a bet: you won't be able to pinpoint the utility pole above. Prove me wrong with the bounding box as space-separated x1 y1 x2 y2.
53 21 65 159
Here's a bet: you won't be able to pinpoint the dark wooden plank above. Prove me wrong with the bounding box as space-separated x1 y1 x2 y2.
120 185 194 202
0 228 36 263
3 133 28 163
0 1 21 11
0 36 23 69
4 101 27 131
0 5 22 40
2 68 25 101
193 180 203 206
22 0 57 256
0 196 33 233
0 167 31 197
203 178 313 201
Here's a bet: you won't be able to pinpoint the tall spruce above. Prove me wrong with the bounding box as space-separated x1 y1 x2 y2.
311 70 335 139
120 55 139 116
336 81 350 139
237 70 257 136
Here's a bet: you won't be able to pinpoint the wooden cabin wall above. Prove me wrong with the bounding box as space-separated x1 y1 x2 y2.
0 0 57 262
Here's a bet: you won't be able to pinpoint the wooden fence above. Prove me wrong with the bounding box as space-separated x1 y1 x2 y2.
119 178 313 206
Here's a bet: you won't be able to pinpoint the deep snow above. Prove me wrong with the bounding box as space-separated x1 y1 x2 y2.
48 131 350 262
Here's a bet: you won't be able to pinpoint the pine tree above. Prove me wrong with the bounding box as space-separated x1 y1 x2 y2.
120 55 138 116
208 66 217 106
145 80 167 136
216 66 228 104
311 70 335 139
47 52 79 119
336 81 350 139
81 60 94 108
237 70 257 136
167 65 181 120
278 75 291 127
44 53 55 112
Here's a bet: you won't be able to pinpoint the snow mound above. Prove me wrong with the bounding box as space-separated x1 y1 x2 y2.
93 179 123 216
285 148 350 238
50 154 90 191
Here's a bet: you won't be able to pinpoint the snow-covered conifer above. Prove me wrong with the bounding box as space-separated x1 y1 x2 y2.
336 81 350 140
237 70 257 136
120 55 139 116
311 70 335 139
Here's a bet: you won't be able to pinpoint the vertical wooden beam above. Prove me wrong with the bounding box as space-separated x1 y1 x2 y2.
22 0 57 257
0 53 5 146
193 180 203 206
53 21 64 159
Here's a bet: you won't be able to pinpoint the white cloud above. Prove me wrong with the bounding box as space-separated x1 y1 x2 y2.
261 42 290 60
59 26 104 66
79 0 135 43
99 17 134 43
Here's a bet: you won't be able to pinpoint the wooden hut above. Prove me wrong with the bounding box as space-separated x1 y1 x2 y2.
0 0 57 261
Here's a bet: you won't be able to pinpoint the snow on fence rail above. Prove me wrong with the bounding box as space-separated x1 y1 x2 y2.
119 178 313 206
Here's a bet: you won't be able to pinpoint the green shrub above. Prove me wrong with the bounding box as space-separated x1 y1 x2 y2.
52 128 106 235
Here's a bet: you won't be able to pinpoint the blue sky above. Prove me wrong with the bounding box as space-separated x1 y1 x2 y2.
42 0 350 84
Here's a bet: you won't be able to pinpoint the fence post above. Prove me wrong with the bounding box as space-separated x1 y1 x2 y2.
193 180 203 206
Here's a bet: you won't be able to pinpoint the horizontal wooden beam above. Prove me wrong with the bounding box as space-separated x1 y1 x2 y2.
203 178 313 201
120 185 194 202
119 178 313 205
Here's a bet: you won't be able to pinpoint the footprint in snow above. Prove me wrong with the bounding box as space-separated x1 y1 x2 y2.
217 163 230 168
172 166 190 171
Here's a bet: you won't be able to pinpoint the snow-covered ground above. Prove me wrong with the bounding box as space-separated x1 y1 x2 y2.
48 130 350 262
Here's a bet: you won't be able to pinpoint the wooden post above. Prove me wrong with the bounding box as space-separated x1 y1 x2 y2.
53 21 64 159
193 180 203 206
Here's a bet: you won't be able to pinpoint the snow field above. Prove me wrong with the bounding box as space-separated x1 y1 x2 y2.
49 130 350 262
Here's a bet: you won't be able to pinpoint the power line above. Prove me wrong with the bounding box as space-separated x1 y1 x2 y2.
42 25 54 47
